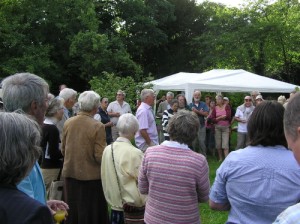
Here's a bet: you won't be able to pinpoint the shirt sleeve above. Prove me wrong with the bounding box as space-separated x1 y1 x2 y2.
209 159 231 204
137 109 149 130
196 157 210 202
138 153 149 195
94 123 107 164
162 110 169 128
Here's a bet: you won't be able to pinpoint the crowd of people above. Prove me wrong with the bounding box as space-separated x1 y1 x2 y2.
0 72 300 224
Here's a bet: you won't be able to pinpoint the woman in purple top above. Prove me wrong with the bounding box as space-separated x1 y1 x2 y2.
210 95 231 162
138 110 210 224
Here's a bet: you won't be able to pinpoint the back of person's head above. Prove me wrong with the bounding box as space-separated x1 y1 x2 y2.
2 73 49 113
0 112 41 185
59 88 77 101
284 92 300 142
170 99 179 106
248 101 286 147
117 113 139 139
168 110 199 145
46 97 64 117
78 91 100 112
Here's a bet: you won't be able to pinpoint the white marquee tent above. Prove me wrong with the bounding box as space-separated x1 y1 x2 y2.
147 69 297 103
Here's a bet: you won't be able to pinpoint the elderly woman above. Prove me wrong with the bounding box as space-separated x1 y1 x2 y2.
210 95 231 161
41 97 64 195
0 112 52 223
62 91 109 224
101 113 146 224
209 101 300 224
139 110 210 224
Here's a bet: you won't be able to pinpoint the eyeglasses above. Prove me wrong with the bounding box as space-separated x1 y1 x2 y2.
244 99 252 102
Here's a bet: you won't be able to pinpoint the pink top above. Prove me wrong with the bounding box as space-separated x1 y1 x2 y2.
216 107 230 126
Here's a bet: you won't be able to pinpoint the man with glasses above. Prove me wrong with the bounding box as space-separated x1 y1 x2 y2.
107 90 132 141
234 96 255 150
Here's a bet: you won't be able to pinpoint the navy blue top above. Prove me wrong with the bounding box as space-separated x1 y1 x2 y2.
189 101 209 127
98 107 113 144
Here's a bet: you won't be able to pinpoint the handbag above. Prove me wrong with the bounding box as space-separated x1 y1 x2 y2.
48 167 64 200
111 143 145 224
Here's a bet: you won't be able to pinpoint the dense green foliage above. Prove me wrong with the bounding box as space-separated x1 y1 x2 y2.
1 0 299 95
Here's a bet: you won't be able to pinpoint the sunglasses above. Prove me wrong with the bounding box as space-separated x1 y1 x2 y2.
244 99 252 102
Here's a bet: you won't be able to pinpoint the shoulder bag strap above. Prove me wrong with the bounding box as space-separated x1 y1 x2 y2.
111 143 124 204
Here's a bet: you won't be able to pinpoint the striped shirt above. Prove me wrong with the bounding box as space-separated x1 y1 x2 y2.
138 142 210 224
161 109 175 139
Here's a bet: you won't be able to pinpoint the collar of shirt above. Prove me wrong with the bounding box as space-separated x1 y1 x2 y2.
141 102 151 110
161 140 190 150
44 117 58 125
115 136 132 144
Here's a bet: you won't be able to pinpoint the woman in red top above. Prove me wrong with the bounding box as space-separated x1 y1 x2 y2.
210 95 231 161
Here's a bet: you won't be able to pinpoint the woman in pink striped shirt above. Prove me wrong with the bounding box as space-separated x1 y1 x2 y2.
138 110 210 224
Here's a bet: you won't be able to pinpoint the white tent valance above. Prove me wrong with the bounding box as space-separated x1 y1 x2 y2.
147 69 297 103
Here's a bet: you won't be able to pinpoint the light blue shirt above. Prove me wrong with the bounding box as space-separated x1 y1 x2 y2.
210 145 300 224
17 162 46 204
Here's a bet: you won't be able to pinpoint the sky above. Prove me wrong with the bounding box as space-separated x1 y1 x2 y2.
196 0 247 8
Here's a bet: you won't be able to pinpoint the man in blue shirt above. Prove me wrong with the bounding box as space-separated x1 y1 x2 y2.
189 90 209 155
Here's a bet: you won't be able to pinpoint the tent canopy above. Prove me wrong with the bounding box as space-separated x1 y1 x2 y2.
147 69 297 103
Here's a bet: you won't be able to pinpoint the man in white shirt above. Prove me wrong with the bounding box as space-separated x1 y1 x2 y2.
234 96 255 149
107 90 132 141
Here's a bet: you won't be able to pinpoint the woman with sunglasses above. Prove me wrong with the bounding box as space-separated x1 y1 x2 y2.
234 96 255 150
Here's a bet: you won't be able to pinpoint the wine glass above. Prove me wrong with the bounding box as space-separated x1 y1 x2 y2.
53 210 66 224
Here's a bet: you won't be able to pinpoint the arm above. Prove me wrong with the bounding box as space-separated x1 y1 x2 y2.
138 154 149 195
107 103 120 117
94 123 107 163
140 129 152 146
196 158 210 203
209 200 231 211
209 159 231 211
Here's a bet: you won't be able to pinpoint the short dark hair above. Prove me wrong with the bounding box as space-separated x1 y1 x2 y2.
168 110 199 145
248 101 287 147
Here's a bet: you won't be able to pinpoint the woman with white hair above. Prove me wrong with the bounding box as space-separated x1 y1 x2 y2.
0 112 53 223
40 97 65 195
101 113 146 224
62 91 109 224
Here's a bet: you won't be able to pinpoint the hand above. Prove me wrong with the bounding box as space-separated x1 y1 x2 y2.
47 200 69 215
115 112 120 117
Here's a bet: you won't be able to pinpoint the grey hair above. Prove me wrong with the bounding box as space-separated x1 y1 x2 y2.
166 92 174 97
78 91 100 112
284 92 300 141
2 73 49 113
278 95 286 105
59 88 77 101
168 110 200 145
117 113 139 138
251 90 260 95
46 97 64 117
140 89 154 102
0 112 41 185
194 90 201 95
215 94 223 100
117 90 126 97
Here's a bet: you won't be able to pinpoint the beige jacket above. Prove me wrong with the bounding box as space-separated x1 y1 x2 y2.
62 112 106 180
101 137 146 210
